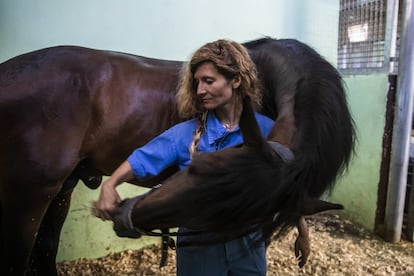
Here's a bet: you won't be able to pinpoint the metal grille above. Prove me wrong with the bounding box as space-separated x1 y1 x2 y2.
338 0 388 74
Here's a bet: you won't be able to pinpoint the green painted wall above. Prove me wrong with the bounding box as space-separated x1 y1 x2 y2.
330 74 389 230
58 183 158 260
1 0 388 262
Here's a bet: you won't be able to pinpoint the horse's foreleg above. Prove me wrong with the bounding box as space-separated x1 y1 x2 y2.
30 186 74 276
294 216 310 268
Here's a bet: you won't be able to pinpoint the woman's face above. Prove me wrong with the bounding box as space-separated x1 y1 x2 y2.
194 62 240 111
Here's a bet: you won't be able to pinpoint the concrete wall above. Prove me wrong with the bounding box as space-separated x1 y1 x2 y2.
1 0 387 261
0 0 338 63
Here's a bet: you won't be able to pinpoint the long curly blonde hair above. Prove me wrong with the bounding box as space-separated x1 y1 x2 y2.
176 39 262 157
177 39 262 118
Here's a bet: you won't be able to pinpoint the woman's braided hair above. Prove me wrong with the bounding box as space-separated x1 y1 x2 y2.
176 39 262 157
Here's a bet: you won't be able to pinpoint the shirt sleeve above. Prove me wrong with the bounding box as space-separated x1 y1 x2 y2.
127 127 178 180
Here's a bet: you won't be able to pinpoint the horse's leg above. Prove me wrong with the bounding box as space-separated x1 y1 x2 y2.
293 198 344 267
29 182 75 275
0 180 57 275
294 216 310 268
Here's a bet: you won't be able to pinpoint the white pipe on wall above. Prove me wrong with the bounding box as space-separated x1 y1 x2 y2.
388 0 400 74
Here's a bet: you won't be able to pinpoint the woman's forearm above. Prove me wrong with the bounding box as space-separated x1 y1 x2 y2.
105 160 135 188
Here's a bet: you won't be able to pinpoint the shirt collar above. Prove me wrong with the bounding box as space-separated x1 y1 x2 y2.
205 111 240 145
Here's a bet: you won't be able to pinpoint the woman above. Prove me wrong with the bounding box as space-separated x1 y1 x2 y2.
94 39 274 275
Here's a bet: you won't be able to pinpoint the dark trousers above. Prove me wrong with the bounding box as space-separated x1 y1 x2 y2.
176 235 267 276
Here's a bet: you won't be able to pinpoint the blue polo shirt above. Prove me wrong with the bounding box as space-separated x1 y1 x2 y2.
127 111 274 180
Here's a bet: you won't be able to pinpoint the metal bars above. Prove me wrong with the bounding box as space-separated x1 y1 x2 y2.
338 0 389 74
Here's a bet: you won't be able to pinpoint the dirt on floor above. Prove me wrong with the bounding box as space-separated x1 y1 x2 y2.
57 212 414 275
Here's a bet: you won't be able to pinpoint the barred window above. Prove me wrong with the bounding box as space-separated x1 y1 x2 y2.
338 0 388 74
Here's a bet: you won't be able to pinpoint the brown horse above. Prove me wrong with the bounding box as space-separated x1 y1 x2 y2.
0 38 355 275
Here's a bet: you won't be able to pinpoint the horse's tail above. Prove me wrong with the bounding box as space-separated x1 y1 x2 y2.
246 38 356 198
294 66 355 197
265 45 356 238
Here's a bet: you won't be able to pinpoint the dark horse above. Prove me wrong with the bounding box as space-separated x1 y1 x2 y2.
0 38 355 275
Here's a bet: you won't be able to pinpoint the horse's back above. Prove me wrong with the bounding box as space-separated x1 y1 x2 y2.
0 46 182 184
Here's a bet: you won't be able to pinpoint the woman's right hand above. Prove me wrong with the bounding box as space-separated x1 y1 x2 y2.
92 160 135 220
93 179 122 220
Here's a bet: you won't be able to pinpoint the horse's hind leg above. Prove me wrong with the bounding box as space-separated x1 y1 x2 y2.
0 182 50 275
29 186 75 276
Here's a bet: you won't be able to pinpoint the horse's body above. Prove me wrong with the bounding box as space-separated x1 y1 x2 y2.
0 47 183 275
0 38 355 275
